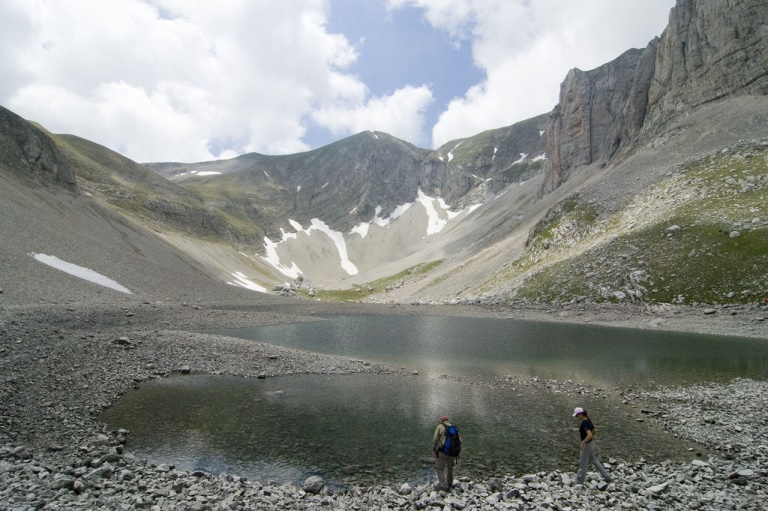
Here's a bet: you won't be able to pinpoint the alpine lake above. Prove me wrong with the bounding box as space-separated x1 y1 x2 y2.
99 314 768 488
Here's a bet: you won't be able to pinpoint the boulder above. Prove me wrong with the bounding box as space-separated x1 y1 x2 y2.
302 475 324 494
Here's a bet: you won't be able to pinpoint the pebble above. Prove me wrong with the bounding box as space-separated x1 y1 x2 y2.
1 304 767 510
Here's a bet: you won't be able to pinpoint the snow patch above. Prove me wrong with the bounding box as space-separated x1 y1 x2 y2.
288 219 303 233
349 222 369 238
298 219 358 275
468 204 482 214
264 219 358 276
532 154 547 162
512 153 528 164
447 141 463 162
228 272 266 292
437 197 461 220
261 237 302 279
417 189 449 235
193 171 221 176
31 253 131 294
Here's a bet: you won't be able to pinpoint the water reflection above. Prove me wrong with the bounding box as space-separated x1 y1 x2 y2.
101 373 706 487
205 315 768 385
100 315 768 487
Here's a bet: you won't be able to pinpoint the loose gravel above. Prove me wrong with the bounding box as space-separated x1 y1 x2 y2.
1 300 766 510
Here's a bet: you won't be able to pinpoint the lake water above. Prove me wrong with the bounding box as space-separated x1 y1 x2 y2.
100 315 768 487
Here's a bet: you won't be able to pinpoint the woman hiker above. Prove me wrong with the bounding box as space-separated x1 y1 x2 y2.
573 407 612 484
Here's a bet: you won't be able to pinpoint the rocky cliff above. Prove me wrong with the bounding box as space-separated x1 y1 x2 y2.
544 0 768 191
0 106 77 191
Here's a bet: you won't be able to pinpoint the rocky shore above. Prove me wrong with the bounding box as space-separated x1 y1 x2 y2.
1 299 767 510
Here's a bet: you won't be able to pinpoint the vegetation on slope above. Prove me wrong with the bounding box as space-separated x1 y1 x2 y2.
488 141 768 306
50 134 265 244
301 260 444 301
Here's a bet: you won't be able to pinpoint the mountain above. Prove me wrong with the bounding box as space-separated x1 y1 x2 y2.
1 0 766 308
144 115 548 237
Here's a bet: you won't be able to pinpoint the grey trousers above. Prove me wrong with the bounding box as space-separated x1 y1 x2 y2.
434 451 455 487
577 441 611 483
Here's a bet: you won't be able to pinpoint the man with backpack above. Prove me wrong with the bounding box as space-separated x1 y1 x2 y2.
432 415 461 490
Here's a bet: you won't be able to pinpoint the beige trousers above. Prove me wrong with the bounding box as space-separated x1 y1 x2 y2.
434 451 455 488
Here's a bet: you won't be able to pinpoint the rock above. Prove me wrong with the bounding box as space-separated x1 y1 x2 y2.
302 475 324 494
447 497 468 509
729 231 741 238
648 482 669 495
50 477 75 490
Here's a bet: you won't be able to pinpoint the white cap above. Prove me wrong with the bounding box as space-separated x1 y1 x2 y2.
573 407 585 417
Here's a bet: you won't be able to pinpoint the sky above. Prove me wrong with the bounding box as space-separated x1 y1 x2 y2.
0 0 675 163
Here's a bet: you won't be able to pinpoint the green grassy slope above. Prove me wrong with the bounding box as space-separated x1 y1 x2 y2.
487 142 768 306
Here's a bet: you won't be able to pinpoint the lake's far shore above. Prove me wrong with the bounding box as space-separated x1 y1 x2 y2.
1 298 767 510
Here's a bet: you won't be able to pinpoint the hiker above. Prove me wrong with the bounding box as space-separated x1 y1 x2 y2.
432 415 461 490
573 407 612 484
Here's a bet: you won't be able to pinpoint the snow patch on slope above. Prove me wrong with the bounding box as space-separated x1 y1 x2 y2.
262 236 302 279
260 190 484 279
228 272 267 292
31 253 131 294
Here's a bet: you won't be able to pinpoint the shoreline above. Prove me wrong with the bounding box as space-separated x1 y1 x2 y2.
1 299 767 509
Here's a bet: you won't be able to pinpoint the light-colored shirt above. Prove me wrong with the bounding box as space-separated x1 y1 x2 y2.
433 421 451 452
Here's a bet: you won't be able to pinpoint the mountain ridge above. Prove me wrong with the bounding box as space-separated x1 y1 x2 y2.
1 0 766 307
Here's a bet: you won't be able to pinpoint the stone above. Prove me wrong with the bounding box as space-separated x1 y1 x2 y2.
303 475 324 494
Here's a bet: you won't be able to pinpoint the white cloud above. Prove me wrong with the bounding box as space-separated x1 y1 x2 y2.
0 0 387 162
389 0 675 148
311 85 433 143
0 0 676 162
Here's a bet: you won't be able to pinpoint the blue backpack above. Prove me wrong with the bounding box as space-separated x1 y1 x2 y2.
442 424 461 457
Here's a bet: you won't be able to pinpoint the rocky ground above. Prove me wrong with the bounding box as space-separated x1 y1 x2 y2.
1 298 767 510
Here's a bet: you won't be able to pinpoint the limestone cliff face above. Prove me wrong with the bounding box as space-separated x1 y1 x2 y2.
644 0 768 131
544 0 768 191
544 48 651 191
0 106 77 190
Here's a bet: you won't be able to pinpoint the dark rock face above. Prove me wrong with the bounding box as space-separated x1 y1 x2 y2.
544 0 768 191
0 106 77 190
